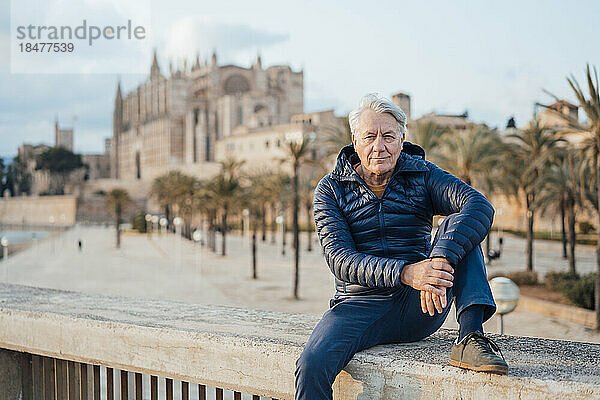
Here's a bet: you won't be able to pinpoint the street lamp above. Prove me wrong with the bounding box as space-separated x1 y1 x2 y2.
242 209 250 245
144 214 152 237
490 277 520 334
159 217 167 234
1 236 8 261
173 217 183 267
151 215 159 233
193 229 202 272
276 215 285 256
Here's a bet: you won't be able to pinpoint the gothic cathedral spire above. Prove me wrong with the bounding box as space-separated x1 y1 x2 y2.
150 49 162 80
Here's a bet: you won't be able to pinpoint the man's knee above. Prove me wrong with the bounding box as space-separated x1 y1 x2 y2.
295 347 327 379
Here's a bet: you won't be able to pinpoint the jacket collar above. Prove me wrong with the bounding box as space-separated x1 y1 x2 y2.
330 141 428 182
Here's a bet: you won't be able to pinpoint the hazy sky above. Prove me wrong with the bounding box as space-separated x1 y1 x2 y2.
1 0 599 159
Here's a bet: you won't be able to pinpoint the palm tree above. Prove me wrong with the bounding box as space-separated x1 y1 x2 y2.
106 188 131 249
541 65 600 328
411 121 447 161
150 172 175 228
282 133 314 299
242 171 272 279
151 171 198 235
436 127 504 259
299 171 323 252
262 173 291 253
194 184 219 252
537 150 582 274
436 127 502 186
501 119 564 271
208 157 245 256
320 117 352 160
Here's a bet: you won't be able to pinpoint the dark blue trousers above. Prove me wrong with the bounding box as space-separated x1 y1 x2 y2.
295 214 496 400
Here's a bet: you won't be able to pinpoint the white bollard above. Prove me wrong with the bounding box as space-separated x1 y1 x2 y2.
1 236 8 262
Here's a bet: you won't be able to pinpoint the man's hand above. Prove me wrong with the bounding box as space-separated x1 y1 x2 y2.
420 290 446 316
401 257 454 315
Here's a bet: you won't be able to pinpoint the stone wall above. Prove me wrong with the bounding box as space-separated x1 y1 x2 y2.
0 195 77 227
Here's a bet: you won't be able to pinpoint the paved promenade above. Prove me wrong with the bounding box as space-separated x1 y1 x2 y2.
1 225 598 343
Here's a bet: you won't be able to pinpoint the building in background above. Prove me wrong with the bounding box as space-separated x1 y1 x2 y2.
112 51 304 181
537 100 578 129
215 109 342 174
54 119 74 152
16 143 52 195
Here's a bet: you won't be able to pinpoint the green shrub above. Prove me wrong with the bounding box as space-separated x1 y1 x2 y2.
578 221 596 235
131 211 147 233
500 270 539 286
560 273 595 310
544 271 579 291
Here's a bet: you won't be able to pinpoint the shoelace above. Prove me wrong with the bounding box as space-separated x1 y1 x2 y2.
467 333 506 362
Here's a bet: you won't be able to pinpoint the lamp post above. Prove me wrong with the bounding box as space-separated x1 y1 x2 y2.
173 217 183 268
193 229 202 273
159 217 167 235
144 214 151 238
276 215 285 256
490 277 520 334
1 236 8 262
242 209 250 246
151 215 159 236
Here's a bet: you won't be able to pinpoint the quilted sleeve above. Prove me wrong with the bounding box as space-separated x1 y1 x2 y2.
313 176 406 288
425 161 495 266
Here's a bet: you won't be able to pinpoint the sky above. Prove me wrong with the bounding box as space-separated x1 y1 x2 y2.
1 0 600 160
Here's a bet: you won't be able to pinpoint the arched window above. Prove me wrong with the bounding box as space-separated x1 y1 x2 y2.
223 75 250 95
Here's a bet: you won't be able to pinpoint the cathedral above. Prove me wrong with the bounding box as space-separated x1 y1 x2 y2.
111 51 304 181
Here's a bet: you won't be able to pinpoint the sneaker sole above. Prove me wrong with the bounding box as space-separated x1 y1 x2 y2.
449 359 508 375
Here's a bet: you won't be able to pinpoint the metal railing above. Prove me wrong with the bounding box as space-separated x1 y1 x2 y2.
15 352 277 400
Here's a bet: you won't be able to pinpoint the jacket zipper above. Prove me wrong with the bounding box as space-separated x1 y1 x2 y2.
378 199 389 257
351 165 400 259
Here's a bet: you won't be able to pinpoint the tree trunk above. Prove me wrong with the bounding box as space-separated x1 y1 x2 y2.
526 192 534 272
221 207 228 256
293 162 300 300
261 204 267 242
270 203 277 244
281 204 286 256
561 197 568 259
252 229 257 279
595 142 600 331
165 205 171 231
567 196 576 275
115 206 121 249
306 204 312 252
209 212 217 252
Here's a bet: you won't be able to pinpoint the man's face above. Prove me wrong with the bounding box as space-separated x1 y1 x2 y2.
352 109 404 175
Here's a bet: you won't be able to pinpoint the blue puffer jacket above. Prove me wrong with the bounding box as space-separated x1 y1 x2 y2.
313 142 494 297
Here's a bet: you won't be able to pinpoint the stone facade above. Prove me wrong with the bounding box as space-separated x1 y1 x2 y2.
81 154 111 181
215 110 341 174
538 100 578 129
0 195 77 226
54 119 73 152
112 51 304 181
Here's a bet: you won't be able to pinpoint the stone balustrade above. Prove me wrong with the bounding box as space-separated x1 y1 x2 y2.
0 282 599 399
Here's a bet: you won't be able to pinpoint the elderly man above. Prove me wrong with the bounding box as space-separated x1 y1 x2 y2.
295 94 507 399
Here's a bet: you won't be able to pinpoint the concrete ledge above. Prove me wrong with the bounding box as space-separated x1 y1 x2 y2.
0 283 599 399
519 295 597 329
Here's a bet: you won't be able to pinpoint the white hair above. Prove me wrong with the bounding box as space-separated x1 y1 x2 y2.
348 93 407 137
